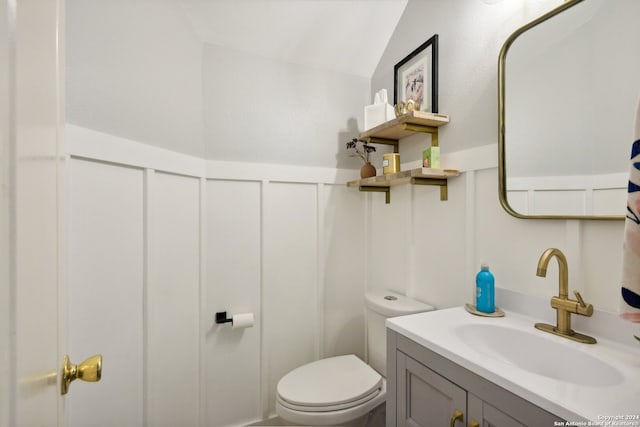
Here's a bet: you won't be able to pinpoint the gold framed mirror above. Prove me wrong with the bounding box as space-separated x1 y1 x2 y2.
498 0 639 220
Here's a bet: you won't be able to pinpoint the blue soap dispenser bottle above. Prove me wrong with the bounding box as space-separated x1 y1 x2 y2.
476 264 495 313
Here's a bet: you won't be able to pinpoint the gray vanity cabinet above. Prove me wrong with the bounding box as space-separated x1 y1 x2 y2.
467 394 525 427
396 351 466 426
387 329 562 427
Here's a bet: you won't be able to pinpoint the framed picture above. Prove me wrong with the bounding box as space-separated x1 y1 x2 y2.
393 34 438 113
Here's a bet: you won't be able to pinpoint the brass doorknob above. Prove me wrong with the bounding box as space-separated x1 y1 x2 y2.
61 354 102 395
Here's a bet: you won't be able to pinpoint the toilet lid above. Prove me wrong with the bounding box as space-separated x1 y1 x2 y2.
277 355 382 408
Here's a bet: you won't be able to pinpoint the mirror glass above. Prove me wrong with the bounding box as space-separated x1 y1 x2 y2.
499 0 640 219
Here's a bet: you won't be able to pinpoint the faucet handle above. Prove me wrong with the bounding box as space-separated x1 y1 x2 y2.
573 290 594 316
574 290 586 307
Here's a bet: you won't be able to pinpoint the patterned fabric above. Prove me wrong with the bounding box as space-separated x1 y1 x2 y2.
621 100 640 323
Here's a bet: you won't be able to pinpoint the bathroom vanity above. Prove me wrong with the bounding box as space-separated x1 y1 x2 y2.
386 327 560 426
385 304 640 427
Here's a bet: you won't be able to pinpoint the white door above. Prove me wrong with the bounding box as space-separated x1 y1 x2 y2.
0 1 81 426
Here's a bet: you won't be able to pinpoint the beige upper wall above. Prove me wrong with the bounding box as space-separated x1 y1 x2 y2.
367 0 627 314
371 0 564 157
201 43 370 169
66 0 206 158
65 0 406 167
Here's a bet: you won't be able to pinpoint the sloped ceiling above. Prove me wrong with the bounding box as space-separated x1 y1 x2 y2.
179 0 408 78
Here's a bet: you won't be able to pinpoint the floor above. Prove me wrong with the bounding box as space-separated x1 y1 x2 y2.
247 417 287 426
246 405 386 427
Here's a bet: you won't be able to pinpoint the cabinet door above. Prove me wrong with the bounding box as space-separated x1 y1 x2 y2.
396 352 467 427
468 393 525 427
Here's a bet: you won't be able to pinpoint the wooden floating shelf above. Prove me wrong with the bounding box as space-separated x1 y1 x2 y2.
358 110 450 145
347 168 460 188
347 168 460 204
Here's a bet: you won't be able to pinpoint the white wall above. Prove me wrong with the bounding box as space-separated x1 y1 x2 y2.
66 0 373 169
506 172 627 216
66 125 366 426
66 0 204 158
69 160 145 426
372 0 568 155
205 179 262 425
67 121 627 427
0 3 10 425
147 171 201 426
202 43 370 169
369 0 626 314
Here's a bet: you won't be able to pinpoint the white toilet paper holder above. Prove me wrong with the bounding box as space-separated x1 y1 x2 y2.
215 311 233 325
215 311 254 329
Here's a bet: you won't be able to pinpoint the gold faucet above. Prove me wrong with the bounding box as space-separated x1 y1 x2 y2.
535 248 597 344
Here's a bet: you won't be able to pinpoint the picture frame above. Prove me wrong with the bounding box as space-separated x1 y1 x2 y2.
393 34 439 114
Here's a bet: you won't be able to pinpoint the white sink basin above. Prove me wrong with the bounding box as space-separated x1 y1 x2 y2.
454 323 623 386
386 305 640 421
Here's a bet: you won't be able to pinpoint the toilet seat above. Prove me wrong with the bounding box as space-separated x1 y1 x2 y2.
277 387 380 412
275 355 387 426
276 355 382 411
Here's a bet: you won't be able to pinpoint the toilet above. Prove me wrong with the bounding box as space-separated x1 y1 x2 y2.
275 289 434 426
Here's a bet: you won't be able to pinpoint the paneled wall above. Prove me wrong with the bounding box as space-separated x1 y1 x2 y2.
67 123 626 427
69 159 145 426
369 0 627 323
146 171 201 426
507 173 627 216
66 125 365 427
205 180 262 425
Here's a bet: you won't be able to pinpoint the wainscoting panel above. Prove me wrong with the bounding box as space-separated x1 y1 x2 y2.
66 126 626 427
68 158 145 427
205 179 262 426
146 171 201 427
593 188 627 216
322 184 366 360
410 174 468 309
506 172 627 216
533 190 586 217
262 182 319 415
475 168 572 301
66 126 367 426
367 184 411 296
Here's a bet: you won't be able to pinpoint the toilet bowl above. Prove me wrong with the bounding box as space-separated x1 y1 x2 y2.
275 289 434 426
276 355 385 426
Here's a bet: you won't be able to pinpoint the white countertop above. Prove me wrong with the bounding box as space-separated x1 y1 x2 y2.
387 306 640 422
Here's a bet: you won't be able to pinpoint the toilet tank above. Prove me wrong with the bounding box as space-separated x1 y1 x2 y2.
365 289 434 376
